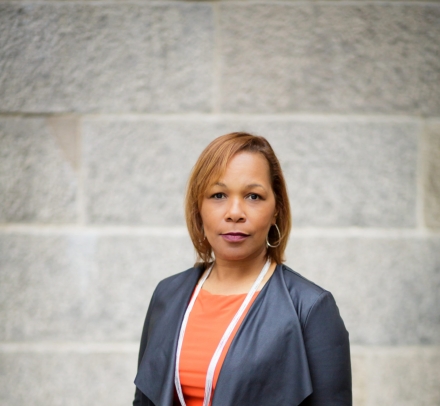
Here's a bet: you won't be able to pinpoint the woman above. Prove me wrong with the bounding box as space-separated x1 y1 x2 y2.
134 132 352 406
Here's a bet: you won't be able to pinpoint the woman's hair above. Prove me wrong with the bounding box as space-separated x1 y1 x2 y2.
185 132 291 266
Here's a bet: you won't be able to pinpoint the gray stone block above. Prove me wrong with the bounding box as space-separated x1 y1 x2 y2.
365 348 440 406
351 350 367 406
0 3 213 113
251 119 418 227
0 350 138 406
423 121 440 229
1 346 437 406
2 230 438 345
286 234 440 345
351 346 440 406
0 232 194 341
84 117 418 227
0 117 77 223
83 118 226 225
219 4 440 114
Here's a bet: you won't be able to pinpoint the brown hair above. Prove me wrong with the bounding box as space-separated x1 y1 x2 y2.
185 132 291 266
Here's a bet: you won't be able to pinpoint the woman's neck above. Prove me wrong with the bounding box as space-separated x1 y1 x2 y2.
202 254 277 295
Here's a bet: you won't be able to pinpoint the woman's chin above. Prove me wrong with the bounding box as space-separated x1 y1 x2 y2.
213 247 267 263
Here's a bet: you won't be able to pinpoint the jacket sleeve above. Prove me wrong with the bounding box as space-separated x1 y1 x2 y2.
133 290 158 406
300 291 352 406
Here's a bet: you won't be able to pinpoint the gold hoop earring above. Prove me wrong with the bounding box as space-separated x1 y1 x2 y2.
198 226 206 245
266 224 282 248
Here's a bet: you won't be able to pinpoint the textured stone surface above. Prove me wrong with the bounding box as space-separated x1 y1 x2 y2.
83 118 223 225
286 234 440 345
351 350 367 406
0 117 77 223
0 347 438 406
0 232 194 341
0 350 138 406
219 4 440 114
0 3 213 113
365 348 440 405
254 119 418 227
423 121 440 229
47 116 80 172
2 231 438 346
0 1 438 404
83 117 418 227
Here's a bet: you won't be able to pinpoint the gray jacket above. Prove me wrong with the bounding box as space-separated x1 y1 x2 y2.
134 264 352 406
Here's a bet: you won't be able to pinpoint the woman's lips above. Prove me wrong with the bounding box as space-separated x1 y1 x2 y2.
221 233 249 242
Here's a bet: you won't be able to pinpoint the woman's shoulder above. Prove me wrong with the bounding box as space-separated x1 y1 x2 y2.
277 263 337 323
279 263 328 295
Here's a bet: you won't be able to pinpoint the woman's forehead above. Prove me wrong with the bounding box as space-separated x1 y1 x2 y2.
219 152 270 179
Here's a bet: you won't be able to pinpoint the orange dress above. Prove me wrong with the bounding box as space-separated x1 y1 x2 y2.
179 288 259 406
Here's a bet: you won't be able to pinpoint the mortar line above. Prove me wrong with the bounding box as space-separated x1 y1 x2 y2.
0 342 139 353
212 2 222 114
212 0 440 5
0 225 189 236
77 115 87 226
1 342 438 353
0 112 437 122
1 1 439 5
415 120 426 230
56 114 429 122
350 345 440 354
0 224 439 238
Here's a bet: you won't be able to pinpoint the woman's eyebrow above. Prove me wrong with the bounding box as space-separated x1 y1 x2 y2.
213 182 265 190
247 183 265 190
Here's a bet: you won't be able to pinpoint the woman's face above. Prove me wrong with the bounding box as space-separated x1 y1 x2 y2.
200 151 277 263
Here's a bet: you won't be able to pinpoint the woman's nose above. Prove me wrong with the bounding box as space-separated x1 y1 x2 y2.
226 198 245 222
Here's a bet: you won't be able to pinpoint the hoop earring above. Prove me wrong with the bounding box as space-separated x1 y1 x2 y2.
198 226 206 245
266 224 282 248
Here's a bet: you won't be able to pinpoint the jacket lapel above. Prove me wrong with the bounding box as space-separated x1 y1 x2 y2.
135 267 202 406
212 266 313 405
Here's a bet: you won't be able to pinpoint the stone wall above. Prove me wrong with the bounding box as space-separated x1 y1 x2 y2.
1 1 439 405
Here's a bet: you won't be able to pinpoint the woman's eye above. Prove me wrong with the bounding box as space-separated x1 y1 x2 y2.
211 193 225 199
248 193 260 200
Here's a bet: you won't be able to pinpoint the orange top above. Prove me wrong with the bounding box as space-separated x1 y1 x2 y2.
179 288 259 406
